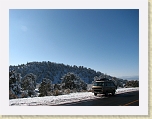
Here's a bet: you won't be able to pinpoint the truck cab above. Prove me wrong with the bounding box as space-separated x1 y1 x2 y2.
92 78 117 96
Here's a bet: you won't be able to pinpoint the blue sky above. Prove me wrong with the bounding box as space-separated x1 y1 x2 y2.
9 9 139 78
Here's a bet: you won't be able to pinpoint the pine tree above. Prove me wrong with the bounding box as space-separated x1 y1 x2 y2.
9 70 22 99
61 72 87 91
21 73 37 97
39 78 52 96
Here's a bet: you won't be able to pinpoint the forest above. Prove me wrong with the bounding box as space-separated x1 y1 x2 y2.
9 61 138 99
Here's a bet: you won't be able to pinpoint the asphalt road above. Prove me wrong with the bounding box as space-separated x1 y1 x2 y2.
57 91 139 106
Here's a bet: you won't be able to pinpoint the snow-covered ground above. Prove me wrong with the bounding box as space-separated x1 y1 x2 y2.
9 87 139 106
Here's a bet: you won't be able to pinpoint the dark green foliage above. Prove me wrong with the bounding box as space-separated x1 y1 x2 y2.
39 78 52 96
9 61 104 84
21 73 37 97
54 84 61 90
9 70 22 99
61 72 87 91
125 80 139 87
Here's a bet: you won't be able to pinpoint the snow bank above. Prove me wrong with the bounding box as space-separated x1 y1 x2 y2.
9 87 139 106
116 87 139 93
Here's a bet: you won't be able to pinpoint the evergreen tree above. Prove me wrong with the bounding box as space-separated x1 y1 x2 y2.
61 72 87 91
39 78 52 96
21 73 37 97
9 70 22 99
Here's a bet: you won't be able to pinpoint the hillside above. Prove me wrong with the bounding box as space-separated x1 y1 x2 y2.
9 61 119 84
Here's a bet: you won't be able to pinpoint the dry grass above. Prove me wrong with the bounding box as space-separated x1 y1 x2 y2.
53 89 62 96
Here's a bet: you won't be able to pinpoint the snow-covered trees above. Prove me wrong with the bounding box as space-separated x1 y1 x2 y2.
39 78 53 96
125 80 139 87
9 70 22 99
9 70 38 99
21 73 37 97
9 61 132 99
61 72 87 91
9 61 103 84
9 61 131 85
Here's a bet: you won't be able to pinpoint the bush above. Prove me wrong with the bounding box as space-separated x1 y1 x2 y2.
125 80 139 87
39 78 53 97
9 89 17 99
20 91 28 98
60 72 87 92
53 89 62 96
63 89 71 94
9 70 22 99
21 73 37 97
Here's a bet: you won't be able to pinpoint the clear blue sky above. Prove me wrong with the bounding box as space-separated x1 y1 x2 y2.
9 9 139 78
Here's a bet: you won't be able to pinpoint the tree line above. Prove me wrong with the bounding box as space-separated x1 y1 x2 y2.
9 61 104 84
9 61 139 99
9 70 87 99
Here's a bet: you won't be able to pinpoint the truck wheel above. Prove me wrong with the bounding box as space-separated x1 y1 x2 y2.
94 93 97 96
105 92 108 96
112 91 115 96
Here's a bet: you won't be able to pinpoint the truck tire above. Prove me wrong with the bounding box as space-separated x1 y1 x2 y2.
105 92 108 96
112 91 115 96
94 93 97 96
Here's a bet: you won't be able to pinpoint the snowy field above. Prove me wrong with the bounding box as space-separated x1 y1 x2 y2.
9 87 139 106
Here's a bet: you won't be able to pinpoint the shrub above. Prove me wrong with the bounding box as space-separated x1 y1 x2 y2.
9 70 22 99
60 72 87 92
9 89 17 99
20 91 28 98
39 78 53 97
53 89 62 96
21 73 37 97
63 89 71 94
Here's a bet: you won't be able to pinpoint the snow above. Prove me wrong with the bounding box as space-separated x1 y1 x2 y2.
9 87 139 106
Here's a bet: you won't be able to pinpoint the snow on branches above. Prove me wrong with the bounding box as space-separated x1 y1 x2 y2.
39 78 53 97
21 73 37 97
61 72 87 91
9 70 22 99
9 70 38 99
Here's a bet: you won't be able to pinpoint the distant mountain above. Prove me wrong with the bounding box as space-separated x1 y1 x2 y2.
118 76 139 80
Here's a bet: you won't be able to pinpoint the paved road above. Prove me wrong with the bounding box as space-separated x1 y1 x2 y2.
57 91 139 106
